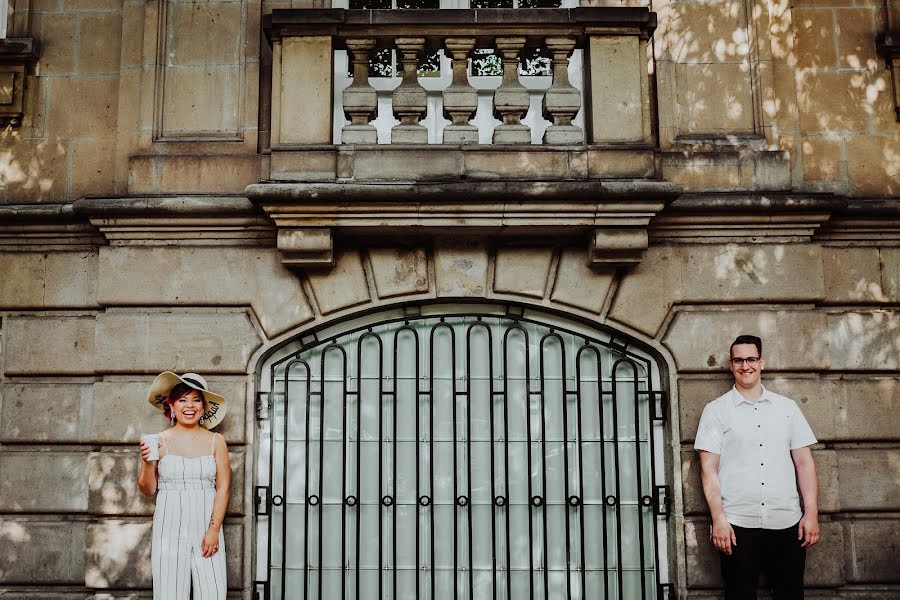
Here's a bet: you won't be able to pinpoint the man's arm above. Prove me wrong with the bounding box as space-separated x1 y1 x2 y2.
698 450 736 555
791 446 820 547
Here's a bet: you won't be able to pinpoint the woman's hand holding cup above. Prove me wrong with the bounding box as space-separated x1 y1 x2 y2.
140 434 160 462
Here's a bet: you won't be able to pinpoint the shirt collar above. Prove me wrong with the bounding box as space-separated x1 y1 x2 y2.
730 384 771 406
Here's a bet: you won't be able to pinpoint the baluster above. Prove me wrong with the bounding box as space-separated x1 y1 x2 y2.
342 38 378 144
492 37 531 145
391 37 428 144
442 37 478 144
542 37 582 145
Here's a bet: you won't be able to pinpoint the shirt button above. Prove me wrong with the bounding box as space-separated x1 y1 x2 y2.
757 425 761 428
759 443 763 447
761 463 764 466
762 502 765 505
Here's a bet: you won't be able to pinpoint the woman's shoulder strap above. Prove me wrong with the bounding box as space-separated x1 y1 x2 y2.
210 431 219 454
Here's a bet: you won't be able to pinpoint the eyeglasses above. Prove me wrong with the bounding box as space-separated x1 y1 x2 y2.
730 357 760 366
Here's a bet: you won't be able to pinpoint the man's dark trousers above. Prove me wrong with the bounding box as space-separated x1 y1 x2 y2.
720 523 806 600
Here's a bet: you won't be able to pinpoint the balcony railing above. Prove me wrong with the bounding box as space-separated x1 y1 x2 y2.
264 8 657 149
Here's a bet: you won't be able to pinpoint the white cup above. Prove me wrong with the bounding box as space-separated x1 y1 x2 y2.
141 433 160 461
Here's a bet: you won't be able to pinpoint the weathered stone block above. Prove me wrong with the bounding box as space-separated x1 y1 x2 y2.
837 449 900 511
883 248 900 302
676 63 755 134
685 518 720 588
98 246 313 338
802 137 843 181
167 1 242 66
797 71 869 133
663 1 748 63
493 247 553 299
589 36 644 142
306 250 370 315
153 154 259 193
348 149 463 180
278 36 332 144
120 5 145 69
678 376 840 444
685 517 844 589
79 13 122 73
836 8 880 68
827 311 900 370
462 150 575 180
87 450 245 516
89 379 246 444
71 137 117 198
161 66 241 136
843 519 900 583
85 520 243 588
610 245 824 337
47 75 118 138
0 252 45 307
792 9 838 69
0 519 86 584
0 451 89 512
39 13 77 74
823 247 885 303
0 383 92 442
368 248 429 299
434 239 489 298
660 151 755 191
682 449 707 515
664 310 829 372
95 311 260 373
4 316 97 375
549 248 614 314
845 134 900 196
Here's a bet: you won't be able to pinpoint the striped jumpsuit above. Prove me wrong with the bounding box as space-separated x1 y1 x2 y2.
152 432 227 600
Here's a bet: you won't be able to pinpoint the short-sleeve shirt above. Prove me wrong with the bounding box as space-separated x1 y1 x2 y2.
694 385 817 530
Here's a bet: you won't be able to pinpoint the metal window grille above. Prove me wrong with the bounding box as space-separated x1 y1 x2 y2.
255 306 671 600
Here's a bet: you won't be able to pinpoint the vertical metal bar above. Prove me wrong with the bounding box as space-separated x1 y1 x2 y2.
543 333 572 600
284 359 310 600
429 320 454 600
609 358 624 600
357 332 382 600
536 334 550 600
394 324 418 600
321 344 347 600
615 358 646 600
504 324 532 600
574 345 595 600
265 362 278 599
466 321 490 600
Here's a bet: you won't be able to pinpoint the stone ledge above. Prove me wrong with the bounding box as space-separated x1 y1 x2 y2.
248 180 680 268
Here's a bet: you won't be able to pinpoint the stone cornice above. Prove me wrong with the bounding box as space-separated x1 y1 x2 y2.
72 196 276 247
0 203 104 249
246 180 682 268
649 194 898 243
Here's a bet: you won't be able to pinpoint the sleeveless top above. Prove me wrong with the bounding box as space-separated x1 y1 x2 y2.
157 431 218 493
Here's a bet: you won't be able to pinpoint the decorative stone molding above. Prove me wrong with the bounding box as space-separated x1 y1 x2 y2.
0 38 38 127
246 180 681 269
0 203 103 249
877 10 900 122
277 228 333 268
72 196 275 246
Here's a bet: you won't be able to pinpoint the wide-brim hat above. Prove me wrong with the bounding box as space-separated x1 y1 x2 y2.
147 372 227 430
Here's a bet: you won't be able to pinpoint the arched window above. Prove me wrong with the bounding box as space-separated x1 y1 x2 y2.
254 303 672 600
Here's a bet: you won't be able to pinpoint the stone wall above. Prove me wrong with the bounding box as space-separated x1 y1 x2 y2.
0 238 898 598
0 0 898 598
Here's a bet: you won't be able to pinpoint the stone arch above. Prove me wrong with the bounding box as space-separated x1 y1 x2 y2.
247 290 682 599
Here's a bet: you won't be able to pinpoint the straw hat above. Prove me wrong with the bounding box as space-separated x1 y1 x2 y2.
147 372 227 430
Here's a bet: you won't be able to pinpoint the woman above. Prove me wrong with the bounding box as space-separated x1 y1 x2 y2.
138 372 231 600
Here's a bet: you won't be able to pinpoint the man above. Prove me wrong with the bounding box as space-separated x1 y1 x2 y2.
695 335 820 599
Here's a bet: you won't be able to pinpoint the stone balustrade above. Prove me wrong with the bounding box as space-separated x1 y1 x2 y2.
265 8 657 147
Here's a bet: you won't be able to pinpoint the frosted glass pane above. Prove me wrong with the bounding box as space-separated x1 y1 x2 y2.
258 313 667 600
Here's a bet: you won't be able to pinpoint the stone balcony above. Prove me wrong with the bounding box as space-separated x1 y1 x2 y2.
256 8 681 270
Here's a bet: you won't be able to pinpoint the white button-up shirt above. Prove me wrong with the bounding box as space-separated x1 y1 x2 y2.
694 385 817 530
